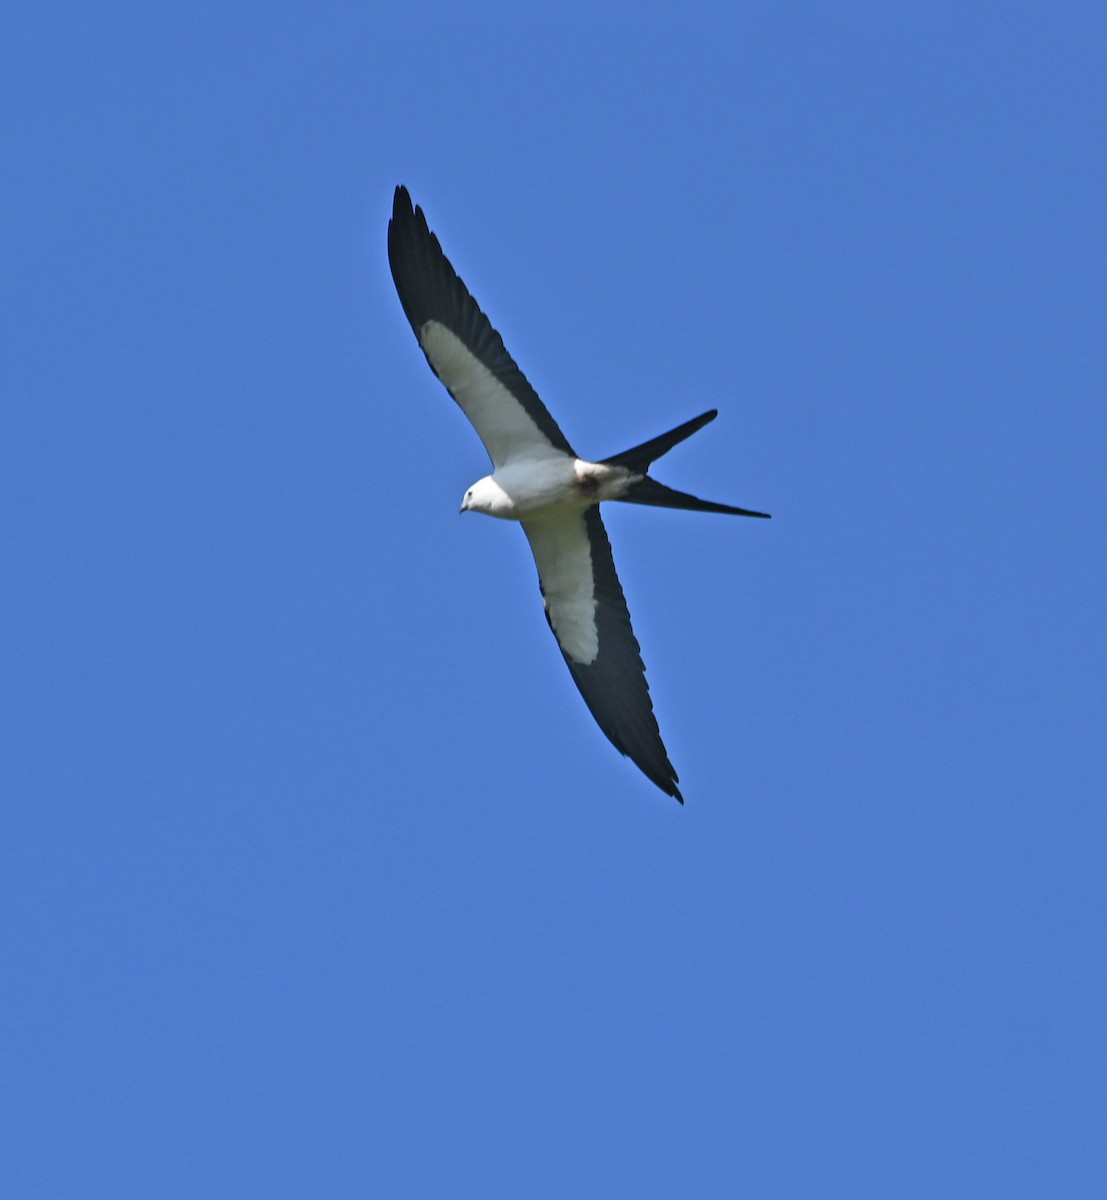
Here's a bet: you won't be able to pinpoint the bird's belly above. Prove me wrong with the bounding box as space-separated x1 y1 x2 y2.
494 459 628 519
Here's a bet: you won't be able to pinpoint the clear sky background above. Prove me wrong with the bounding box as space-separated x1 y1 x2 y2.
4 2 1105 1196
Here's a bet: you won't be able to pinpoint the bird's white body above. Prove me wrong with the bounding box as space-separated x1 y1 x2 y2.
462 458 634 520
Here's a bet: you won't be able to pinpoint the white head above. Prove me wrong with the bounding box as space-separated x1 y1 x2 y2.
459 475 516 519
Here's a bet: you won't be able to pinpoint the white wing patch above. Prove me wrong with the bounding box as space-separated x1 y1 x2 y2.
419 321 564 470
523 512 599 664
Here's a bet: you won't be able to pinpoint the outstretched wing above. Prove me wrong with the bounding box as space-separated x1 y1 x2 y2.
388 186 576 470
522 506 682 802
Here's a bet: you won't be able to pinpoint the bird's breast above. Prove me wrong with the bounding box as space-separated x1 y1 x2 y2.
492 458 629 518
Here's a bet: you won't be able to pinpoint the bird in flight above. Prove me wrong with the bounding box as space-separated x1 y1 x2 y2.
387 186 769 802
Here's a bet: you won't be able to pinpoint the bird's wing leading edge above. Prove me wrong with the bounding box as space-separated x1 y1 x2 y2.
523 506 682 802
387 186 575 469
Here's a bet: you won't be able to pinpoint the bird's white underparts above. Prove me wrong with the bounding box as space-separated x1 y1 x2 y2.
388 185 770 803
461 457 637 520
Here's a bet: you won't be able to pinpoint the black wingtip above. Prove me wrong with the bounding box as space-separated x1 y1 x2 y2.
390 184 413 229
646 767 683 803
632 749 683 803
640 768 683 804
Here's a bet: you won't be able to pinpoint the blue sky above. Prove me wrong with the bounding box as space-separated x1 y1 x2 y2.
3 2 1105 1195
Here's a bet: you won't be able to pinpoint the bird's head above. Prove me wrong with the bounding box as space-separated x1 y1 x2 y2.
459 475 515 519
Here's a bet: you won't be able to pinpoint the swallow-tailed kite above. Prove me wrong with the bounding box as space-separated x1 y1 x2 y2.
387 186 769 802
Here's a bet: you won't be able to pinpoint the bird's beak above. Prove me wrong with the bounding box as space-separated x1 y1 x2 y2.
459 502 466 514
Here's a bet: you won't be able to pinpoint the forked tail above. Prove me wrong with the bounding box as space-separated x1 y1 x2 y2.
602 410 720 473
619 477 770 518
603 408 770 518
